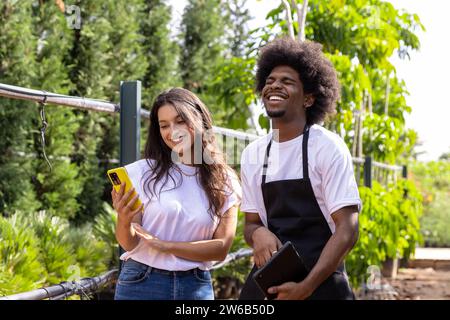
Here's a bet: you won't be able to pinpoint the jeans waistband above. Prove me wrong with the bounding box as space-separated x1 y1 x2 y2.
129 259 206 275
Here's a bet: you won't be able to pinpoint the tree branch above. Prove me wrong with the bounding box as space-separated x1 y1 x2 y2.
298 0 309 41
291 0 302 41
281 0 295 39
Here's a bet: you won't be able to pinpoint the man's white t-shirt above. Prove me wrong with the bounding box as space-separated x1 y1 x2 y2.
120 159 241 271
240 124 361 233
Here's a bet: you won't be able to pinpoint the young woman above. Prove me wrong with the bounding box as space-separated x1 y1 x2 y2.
112 88 241 300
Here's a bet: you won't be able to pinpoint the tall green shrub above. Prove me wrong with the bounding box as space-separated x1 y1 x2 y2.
30 1 82 220
180 0 227 93
0 1 40 214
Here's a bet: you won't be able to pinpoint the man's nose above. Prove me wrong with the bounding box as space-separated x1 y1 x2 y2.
270 79 282 89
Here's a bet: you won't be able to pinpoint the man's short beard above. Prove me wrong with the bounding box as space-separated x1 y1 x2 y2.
266 109 286 118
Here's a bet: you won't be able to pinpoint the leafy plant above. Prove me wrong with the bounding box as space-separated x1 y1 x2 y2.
411 161 450 247
0 214 46 295
92 202 119 268
0 210 116 297
346 180 423 287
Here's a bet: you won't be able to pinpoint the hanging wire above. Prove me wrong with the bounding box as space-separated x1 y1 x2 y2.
75 279 94 300
39 93 52 171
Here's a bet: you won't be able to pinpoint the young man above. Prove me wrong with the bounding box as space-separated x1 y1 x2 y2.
239 38 361 300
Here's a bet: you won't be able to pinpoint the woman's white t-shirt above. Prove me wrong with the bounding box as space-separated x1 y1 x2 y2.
119 159 241 271
240 124 361 233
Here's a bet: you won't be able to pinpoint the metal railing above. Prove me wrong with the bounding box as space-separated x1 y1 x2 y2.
0 269 118 300
0 249 254 300
0 82 252 140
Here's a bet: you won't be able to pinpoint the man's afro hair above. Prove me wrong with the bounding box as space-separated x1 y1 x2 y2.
256 37 340 125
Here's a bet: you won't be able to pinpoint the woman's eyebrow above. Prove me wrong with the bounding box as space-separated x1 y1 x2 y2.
158 115 182 123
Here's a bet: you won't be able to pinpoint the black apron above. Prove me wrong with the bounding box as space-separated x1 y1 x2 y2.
239 126 354 300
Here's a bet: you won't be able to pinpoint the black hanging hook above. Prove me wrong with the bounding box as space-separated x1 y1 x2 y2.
39 92 52 172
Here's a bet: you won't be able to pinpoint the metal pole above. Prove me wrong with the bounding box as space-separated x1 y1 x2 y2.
364 156 372 188
402 165 408 179
0 82 118 113
118 81 142 268
120 81 141 166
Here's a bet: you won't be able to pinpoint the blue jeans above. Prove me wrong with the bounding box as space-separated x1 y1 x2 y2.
114 259 214 300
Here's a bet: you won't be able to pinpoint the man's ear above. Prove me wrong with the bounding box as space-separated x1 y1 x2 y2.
304 94 315 108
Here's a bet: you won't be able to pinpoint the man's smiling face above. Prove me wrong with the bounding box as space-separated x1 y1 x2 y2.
261 65 307 119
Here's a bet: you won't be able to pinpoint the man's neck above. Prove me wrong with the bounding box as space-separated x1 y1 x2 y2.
271 117 307 142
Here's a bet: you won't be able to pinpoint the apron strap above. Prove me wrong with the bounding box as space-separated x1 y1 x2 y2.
302 125 310 179
261 139 272 185
262 125 310 184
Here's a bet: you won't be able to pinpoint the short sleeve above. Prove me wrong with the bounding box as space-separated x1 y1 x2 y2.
239 148 259 214
124 160 146 198
318 138 362 215
220 169 242 215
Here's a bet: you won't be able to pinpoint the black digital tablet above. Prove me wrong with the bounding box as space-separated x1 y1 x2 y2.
252 241 310 300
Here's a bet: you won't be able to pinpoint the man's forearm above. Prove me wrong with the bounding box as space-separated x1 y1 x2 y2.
302 227 358 292
244 222 264 247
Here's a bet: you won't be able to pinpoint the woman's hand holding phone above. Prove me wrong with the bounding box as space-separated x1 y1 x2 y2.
111 182 144 228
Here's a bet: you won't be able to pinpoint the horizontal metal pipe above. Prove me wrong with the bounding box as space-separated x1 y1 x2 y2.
212 126 259 141
372 161 402 171
352 157 365 164
211 248 253 270
0 269 118 300
0 83 118 114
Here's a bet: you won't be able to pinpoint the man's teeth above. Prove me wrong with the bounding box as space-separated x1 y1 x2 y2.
269 96 285 101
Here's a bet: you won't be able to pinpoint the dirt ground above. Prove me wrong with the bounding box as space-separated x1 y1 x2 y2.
356 267 450 300
390 268 450 300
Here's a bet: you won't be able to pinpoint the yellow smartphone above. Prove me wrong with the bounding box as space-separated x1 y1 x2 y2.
107 167 142 211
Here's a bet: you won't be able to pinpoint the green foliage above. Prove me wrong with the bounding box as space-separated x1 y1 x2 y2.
0 1 40 214
180 0 228 92
65 223 111 277
64 0 149 224
223 0 252 58
206 56 257 130
0 214 46 295
0 210 115 297
65 0 116 224
256 0 423 163
419 192 450 247
92 203 119 268
411 161 450 247
361 114 417 163
23 211 77 284
346 181 423 287
141 0 181 106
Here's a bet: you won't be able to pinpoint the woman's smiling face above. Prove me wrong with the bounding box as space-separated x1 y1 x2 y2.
158 103 195 156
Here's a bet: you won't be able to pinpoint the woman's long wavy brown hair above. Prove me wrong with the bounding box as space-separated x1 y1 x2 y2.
142 87 234 219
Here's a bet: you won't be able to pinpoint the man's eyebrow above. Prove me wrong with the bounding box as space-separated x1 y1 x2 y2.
266 75 297 81
281 76 297 81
